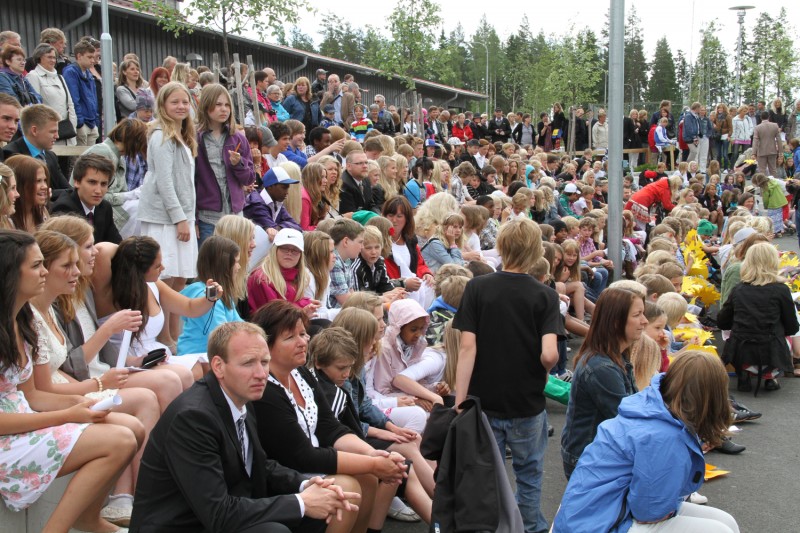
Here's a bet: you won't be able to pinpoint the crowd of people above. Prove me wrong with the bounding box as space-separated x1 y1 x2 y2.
1 25 800 533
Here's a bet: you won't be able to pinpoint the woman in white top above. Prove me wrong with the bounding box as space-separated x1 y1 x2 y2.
30 229 157 525
91 237 222 393
25 43 77 146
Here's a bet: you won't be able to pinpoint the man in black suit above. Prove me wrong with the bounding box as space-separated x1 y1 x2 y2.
459 139 482 171
0 93 21 163
51 153 122 244
338 150 377 215
2 103 70 191
487 107 511 143
130 322 359 533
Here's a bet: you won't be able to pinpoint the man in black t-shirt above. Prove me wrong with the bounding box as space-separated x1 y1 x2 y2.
454 218 559 533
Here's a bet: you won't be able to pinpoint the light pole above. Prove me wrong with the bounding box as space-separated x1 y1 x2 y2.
475 41 489 116
730 5 754 106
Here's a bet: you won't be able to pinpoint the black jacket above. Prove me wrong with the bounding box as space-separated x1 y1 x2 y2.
130 373 311 533
487 116 511 143
352 255 398 294
51 189 122 244
421 398 524 532
3 137 71 192
338 169 377 215
253 367 353 475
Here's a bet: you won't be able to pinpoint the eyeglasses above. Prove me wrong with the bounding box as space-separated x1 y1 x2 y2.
278 247 302 256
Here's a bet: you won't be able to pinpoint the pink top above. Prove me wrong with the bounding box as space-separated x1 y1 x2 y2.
247 266 312 314
300 187 316 231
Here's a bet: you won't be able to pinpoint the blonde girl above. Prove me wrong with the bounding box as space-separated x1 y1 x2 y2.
213 213 257 289
299 162 329 231
279 161 303 223
0 163 20 229
561 239 594 320
318 155 342 215
137 81 198 345
393 153 409 184
436 160 452 192
376 155 400 204
302 230 339 320
420 212 465 273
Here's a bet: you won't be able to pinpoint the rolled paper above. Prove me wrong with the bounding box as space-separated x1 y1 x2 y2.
116 330 132 369
90 394 123 412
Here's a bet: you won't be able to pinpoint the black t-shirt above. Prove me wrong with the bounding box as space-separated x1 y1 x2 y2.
453 272 560 419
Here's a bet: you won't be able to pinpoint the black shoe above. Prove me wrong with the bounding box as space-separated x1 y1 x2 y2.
764 379 781 391
730 398 761 422
716 438 746 455
733 407 762 422
548 424 554 437
737 375 753 392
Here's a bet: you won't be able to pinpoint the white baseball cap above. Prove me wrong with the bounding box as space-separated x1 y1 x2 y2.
273 228 304 251
564 183 579 194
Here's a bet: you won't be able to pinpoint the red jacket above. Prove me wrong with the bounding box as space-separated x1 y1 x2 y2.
451 123 473 142
625 178 675 212
384 240 432 280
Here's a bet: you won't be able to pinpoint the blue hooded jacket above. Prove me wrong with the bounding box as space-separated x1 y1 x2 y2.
553 373 706 533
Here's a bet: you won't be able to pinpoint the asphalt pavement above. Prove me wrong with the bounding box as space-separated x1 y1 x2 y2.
384 233 800 533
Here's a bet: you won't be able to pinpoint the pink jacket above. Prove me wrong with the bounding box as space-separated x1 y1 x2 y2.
372 299 431 396
247 266 312 314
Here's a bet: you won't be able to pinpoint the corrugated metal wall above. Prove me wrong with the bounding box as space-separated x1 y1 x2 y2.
1 0 482 110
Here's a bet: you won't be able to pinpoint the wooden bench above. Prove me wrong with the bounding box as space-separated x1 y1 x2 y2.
51 145 91 157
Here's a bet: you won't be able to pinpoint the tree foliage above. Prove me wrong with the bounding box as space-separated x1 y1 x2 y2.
623 6 649 102
133 0 312 65
647 38 681 105
691 22 730 105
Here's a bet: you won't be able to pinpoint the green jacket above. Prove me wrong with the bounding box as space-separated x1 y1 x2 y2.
762 179 788 210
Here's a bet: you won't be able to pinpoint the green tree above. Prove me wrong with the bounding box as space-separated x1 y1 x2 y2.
546 29 603 109
624 6 649 102
691 22 730 105
287 27 315 53
500 17 534 111
133 0 312 65
378 0 441 87
674 49 690 105
317 14 365 64
646 37 681 105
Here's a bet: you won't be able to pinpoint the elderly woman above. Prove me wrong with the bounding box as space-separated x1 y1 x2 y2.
266 83 290 122
0 45 41 106
25 43 76 145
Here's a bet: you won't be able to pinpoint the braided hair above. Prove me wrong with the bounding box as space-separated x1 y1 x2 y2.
111 236 160 341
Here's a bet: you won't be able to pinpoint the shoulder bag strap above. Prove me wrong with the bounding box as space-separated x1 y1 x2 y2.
57 74 70 121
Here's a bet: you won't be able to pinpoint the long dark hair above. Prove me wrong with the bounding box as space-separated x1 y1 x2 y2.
381 196 416 242
111 236 160 341
574 288 644 370
0 229 40 372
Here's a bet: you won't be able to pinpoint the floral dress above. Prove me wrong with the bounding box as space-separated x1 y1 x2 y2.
0 352 87 511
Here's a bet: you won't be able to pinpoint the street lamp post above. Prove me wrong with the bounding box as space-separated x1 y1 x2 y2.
475 41 489 116
730 5 755 106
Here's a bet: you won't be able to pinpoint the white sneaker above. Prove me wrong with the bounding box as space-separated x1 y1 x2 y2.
689 491 708 505
387 496 420 522
101 494 133 527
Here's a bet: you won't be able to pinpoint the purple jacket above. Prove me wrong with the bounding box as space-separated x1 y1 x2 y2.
243 190 302 232
194 129 255 213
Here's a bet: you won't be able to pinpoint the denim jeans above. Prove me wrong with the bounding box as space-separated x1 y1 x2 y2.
586 267 608 301
488 411 550 533
197 219 216 247
715 138 730 169
550 339 568 376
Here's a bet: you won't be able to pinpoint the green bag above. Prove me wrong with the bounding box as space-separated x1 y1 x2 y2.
544 374 571 405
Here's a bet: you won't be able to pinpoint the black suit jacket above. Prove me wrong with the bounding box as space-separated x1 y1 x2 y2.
51 189 122 244
338 170 377 215
487 117 511 143
130 373 308 533
2 137 71 192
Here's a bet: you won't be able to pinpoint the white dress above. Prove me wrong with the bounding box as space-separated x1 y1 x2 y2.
0 349 87 511
32 306 117 401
